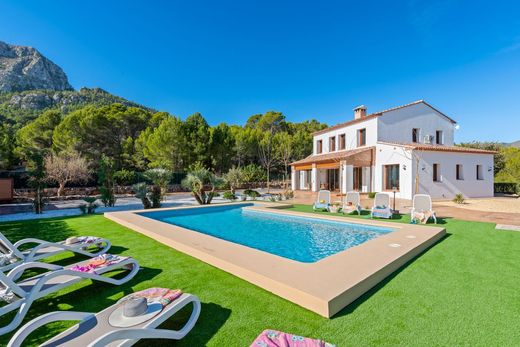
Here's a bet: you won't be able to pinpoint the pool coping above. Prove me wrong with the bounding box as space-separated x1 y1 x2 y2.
105 202 445 318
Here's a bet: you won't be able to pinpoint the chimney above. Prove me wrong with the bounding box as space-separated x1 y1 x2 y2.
353 105 367 120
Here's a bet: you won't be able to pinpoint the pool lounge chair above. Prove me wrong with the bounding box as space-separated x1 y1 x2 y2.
371 193 393 219
342 191 362 215
313 190 331 211
7 288 200 347
411 194 437 224
0 232 111 272
0 254 139 335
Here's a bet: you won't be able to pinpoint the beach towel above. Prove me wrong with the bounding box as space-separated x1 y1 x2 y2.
119 287 183 307
251 329 336 347
71 254 129 273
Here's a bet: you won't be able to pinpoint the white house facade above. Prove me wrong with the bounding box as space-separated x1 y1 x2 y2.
290 100 495 200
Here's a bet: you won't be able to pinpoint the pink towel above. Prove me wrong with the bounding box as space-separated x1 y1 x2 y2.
251 330 335 347
70 254 128 273
120 287 183 307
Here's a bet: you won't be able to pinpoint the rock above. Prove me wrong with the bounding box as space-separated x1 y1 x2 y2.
0 41 73 92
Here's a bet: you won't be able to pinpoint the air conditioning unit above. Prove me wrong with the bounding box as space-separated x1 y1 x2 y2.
423 135 434 144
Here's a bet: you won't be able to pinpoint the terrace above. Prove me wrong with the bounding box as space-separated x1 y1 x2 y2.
0 203 518 346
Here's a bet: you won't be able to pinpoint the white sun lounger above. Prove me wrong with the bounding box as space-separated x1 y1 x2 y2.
371 193 393 219
313 190 331 211
0 255 139 335
411 194 437 224
0 232 111 272
7 292 201 347
342 191 362 215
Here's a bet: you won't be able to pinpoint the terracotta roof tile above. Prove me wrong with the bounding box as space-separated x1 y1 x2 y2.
378 142 497 154
290 146 375 165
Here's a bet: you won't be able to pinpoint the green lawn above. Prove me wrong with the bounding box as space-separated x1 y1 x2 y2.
0 205 519 346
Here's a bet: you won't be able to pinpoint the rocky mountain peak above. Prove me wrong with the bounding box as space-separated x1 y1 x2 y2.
0 41 73 92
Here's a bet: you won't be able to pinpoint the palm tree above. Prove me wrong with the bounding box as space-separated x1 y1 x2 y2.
182 167 222 204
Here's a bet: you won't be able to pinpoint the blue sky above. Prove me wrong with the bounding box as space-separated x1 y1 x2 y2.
1 0 519 142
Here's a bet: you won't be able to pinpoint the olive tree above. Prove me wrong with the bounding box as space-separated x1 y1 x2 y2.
44 152 90 197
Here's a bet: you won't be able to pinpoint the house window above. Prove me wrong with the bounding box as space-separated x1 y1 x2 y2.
357 128 366 147
383 164 400 191
339 134 346 150
329 136 336 151
476 165 484 180
412 128 420 143
436 130 443 145
433 163 441 182
316 140 322 154
456 164 463 180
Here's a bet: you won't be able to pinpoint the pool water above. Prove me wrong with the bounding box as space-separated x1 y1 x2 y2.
139 204 394 263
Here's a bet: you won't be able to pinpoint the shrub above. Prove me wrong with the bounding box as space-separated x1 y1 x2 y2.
240 164 267 183
223 191 237 201
98 155 116 207
244 189 261 198
283 189 294 200
133 182 152 209
79 196 98 214
368 192 376 199
494 182 518 194
114 169 136 185
453 193 465 204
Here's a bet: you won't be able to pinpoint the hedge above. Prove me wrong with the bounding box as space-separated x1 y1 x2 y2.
494 182 518 194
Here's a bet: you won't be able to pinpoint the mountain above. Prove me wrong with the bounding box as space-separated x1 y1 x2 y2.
0 41 73 92
508 141 520 148
0 41 154 125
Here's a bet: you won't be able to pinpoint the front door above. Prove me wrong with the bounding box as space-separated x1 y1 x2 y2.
353 167 363 191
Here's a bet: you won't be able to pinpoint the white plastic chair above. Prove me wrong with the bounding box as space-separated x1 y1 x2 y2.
411 194 437 224
0 232 111 272
7 291 200 347
342 191 361 215
371 193 392 219
313 190 331 211
0 254 139 335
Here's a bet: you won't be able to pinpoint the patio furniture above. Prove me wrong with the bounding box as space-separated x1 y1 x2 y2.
371 193 393 219
251 329 336 347
7 287 200 347
313 190 331 211
0 254 139 335
411 194 437 224
342 191 362 215
0 232 111 272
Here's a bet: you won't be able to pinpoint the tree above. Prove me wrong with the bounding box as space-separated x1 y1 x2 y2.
183 113 211 168
98 155 117 207
223 167 243 194
143 116 187 170
0 124 15 169
181 165 222 205
274 132 293 185
258 132 277 192
16 109 62 159
495 147 520 184
209 123 235 173
44 152 91 197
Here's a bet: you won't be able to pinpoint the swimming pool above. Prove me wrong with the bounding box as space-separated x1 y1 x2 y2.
139 204 394 262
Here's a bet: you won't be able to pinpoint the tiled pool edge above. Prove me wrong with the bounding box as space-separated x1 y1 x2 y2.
105 202 445 318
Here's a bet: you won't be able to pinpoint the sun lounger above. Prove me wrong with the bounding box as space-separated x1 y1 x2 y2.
411 194 437 224
371 193 393 219
0 232 111 272
313 190 331 211
251 329 336 347
342 191 361 215
0 254 139 335
7 287 200 347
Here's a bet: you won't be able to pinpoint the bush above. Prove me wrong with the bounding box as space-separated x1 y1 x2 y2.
453 193 465 204
368 192 376 199
244 189 261 198
223 191 237 201
79 196 98 214
133 182 152 209
283 189 294 200
241 164 267 183
114 170 136 185
494 182 518 194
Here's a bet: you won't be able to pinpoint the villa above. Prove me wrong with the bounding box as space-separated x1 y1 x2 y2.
290 100 496 199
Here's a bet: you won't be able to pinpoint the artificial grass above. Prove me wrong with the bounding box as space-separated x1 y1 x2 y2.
0 207 518 346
